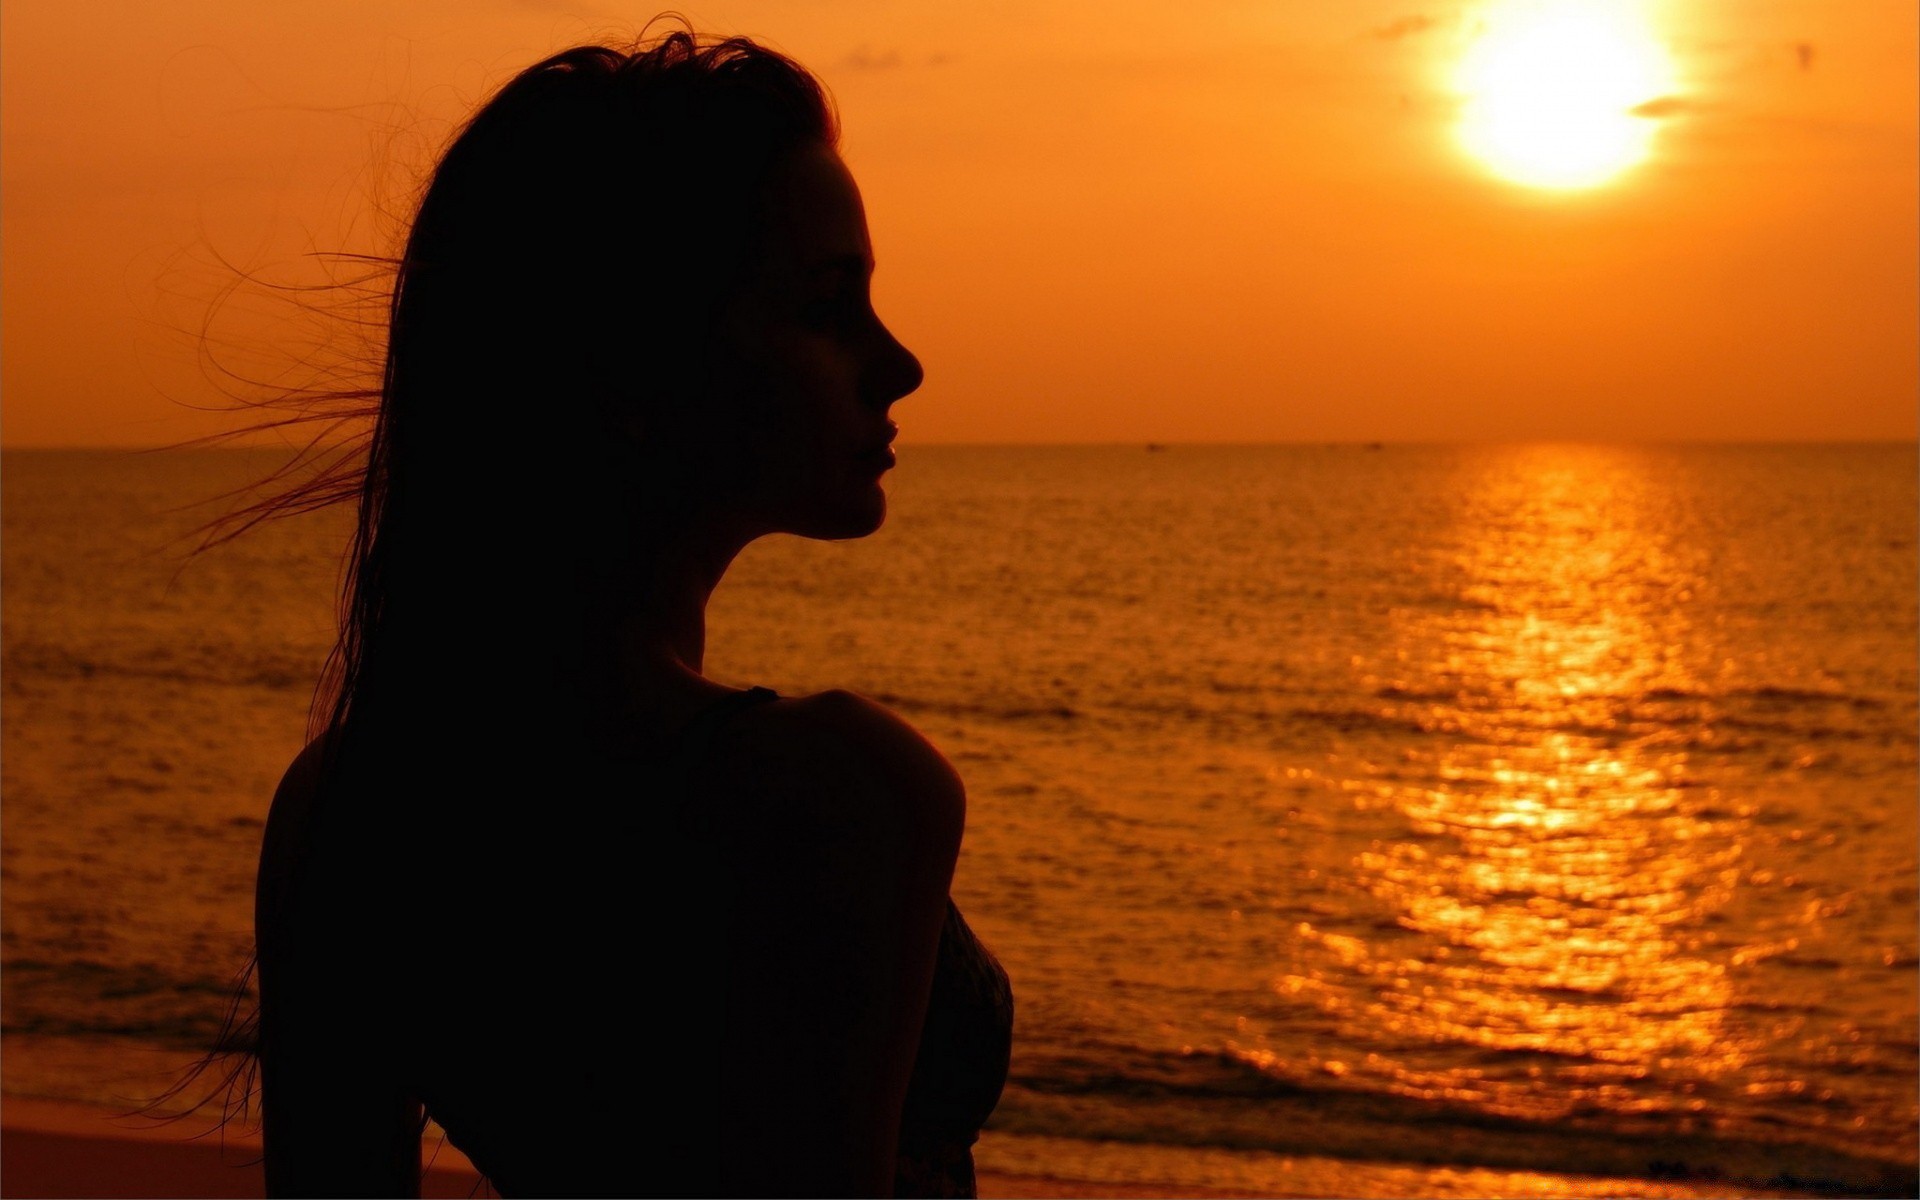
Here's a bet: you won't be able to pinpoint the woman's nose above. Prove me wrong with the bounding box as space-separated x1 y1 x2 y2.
872 322 924 406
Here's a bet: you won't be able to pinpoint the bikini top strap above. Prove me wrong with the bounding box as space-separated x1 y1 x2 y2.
677 686 780 759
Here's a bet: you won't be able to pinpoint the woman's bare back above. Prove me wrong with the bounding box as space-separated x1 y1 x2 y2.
259 687 981 1196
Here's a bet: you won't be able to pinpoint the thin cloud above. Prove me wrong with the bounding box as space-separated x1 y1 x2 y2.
1366 15 1439 41
840 46 905 72
835 47 955 72
1629 95 1697 119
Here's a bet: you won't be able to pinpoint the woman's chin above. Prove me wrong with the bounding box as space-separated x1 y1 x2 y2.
837 492 888 539
792 486 887 541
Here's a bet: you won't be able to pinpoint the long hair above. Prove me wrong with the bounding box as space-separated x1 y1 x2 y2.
319 28 838 744
167 24 839 1139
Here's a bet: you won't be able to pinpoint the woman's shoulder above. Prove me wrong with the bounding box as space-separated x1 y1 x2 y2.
708 688 965 842
257 731 342 942
776 688 962 788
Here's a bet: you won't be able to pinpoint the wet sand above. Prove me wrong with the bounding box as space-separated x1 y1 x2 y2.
0 1097 1267 1199
0 1096 1826 1199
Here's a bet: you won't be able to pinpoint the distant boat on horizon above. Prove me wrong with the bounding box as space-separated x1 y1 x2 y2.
1145 443 1168 452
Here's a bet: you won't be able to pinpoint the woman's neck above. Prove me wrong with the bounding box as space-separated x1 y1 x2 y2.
609 509 757 700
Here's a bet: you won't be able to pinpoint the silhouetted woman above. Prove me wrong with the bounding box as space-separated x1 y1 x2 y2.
250 30 1011 1197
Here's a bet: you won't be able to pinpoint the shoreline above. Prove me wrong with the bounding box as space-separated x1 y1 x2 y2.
1 1095 1832 1200
0 1097 1277 1200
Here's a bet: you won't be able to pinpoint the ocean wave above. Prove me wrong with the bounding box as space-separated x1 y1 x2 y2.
2 960 247 1046
862 690 1082 724
1284 706 1445 738
841 678 1909 752
995 1043 1917 1195
2 641 321 692
1726 686 1889 709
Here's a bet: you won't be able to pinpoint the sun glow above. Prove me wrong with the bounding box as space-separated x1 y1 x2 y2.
1453 1 1677 190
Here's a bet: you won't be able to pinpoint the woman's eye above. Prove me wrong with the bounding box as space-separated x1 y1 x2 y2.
803 293 864 331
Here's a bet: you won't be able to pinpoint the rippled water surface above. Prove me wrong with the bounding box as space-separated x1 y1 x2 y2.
4 445 1914 1192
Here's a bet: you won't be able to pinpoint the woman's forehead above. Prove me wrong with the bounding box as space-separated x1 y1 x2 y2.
760 143 872 269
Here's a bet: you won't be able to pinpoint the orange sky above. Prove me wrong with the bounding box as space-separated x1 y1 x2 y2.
2 0 1915 446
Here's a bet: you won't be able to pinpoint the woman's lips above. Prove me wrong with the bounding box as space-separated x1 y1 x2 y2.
861 421 900 473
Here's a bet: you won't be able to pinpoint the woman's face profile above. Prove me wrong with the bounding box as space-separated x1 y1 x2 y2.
706 141 924 542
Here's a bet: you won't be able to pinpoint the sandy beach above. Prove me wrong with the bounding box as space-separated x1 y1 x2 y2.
1 1095 1831 1200
0 1097 1279 1200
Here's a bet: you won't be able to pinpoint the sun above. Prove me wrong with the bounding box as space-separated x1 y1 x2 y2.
1452 0 1677 190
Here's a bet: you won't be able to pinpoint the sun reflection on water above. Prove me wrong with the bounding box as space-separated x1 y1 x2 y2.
1282 446 1755 1121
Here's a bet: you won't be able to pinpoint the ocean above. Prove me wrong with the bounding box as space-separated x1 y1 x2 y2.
3 444 1915 1195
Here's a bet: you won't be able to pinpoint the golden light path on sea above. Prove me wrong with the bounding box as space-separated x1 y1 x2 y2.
1279 446 1754 1120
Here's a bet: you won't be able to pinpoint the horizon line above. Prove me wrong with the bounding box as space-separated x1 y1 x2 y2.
4 437 1917 453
